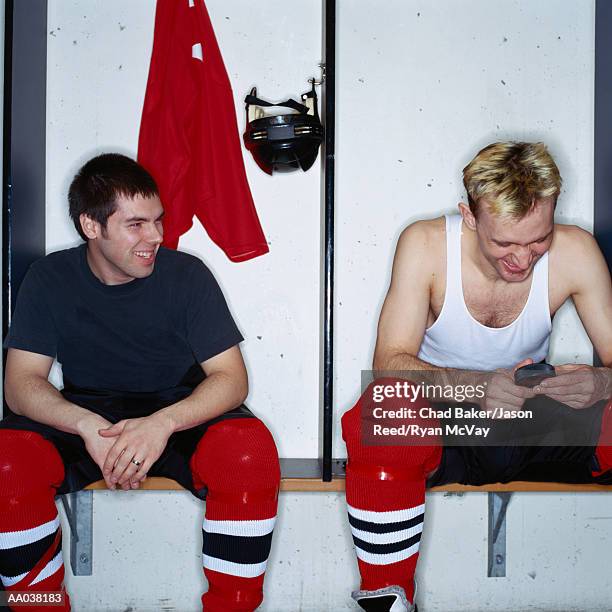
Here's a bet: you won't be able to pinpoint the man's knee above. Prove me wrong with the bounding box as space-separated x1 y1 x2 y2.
190 418 280 497
342 382 442 471
0 430 64 496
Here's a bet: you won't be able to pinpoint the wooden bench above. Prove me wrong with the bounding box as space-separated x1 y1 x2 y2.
84 476 612 493
60 459 610 579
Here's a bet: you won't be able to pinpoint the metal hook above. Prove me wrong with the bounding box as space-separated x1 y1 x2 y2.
309 63 326 86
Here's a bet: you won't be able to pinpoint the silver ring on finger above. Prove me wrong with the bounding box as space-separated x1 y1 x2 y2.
131 458 142 467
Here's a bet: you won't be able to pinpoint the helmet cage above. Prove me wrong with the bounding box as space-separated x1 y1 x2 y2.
243 82 324 174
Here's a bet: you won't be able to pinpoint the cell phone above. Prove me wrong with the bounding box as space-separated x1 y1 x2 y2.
514 363 556 388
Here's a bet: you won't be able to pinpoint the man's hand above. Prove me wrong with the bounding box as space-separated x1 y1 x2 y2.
481 359 537 417
99 413 174 490
77 414 123 489
536 364 612 409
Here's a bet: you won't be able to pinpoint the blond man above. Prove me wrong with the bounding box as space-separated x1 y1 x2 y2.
342 142 612 611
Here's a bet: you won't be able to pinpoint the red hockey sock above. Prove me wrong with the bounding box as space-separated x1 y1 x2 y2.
0 430 70 611
594 400 612 475
342 380 442 603
190 418 280 612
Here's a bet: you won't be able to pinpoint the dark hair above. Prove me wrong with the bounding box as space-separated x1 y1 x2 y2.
68 153 159 240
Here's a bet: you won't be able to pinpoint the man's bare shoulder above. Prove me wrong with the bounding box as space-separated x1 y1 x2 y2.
553 222 594 241
397 216 446 257
550 223 607 291
550 223 601 266
393 217 446 284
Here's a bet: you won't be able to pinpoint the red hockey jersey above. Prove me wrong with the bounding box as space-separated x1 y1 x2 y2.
138 0 268 262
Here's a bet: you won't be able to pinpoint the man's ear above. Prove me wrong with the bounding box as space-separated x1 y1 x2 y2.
79 214 100 240
458 202 477 231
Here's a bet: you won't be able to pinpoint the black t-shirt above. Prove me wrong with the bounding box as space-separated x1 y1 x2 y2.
4 244 243 392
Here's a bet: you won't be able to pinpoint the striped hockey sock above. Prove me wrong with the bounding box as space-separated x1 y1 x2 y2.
202 516 275 580
348 503 425 575
0 516 64 590
0 430 70 611
190 418 280 611
346 470 427 603
342 380 442 604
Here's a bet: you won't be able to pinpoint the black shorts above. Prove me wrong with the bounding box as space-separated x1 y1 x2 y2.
0 366 255 499
427 398 611 487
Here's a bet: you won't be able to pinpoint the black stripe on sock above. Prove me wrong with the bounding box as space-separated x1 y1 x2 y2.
202 530 272 565
348 512 424 534
352 532 422 556
47 538 63 565
0 530 59 580
31 538 63 583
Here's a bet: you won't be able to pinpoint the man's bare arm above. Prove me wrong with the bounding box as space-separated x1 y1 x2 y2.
4 348 109 435
153 344 248 432
372 221 483 376
566 228 612 368
373 221 443 372
538 228 612 406
4 348 121 487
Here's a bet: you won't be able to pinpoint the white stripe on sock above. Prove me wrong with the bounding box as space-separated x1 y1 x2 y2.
351 522 423 545
30 551 63 586
0 570 28 587
0 516 61 550
203 517 276 537
347 503 425 524
203 554 267 578
355 541 420 566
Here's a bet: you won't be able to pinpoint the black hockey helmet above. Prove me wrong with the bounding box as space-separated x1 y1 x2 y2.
243 82 324 174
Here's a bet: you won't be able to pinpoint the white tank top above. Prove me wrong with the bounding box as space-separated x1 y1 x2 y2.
417 214 551 371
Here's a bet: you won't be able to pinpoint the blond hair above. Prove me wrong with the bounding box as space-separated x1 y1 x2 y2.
462 142 562 218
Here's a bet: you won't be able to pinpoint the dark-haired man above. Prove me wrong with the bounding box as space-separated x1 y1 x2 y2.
0 154 280 612
342 142 612 611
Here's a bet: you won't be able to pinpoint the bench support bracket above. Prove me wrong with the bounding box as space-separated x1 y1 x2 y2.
487 491 512 577
60 491 93 576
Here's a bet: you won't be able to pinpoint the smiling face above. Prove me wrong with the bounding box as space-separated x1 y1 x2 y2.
465 197 555 283
81 194 164 285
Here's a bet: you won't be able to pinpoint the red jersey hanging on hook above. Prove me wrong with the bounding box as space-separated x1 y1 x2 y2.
138 0 268 262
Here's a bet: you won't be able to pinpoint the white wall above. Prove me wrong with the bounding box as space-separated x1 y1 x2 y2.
40 1 610 610
45 0 322 458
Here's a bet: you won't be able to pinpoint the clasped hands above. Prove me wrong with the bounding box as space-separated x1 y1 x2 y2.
81 413 174 491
